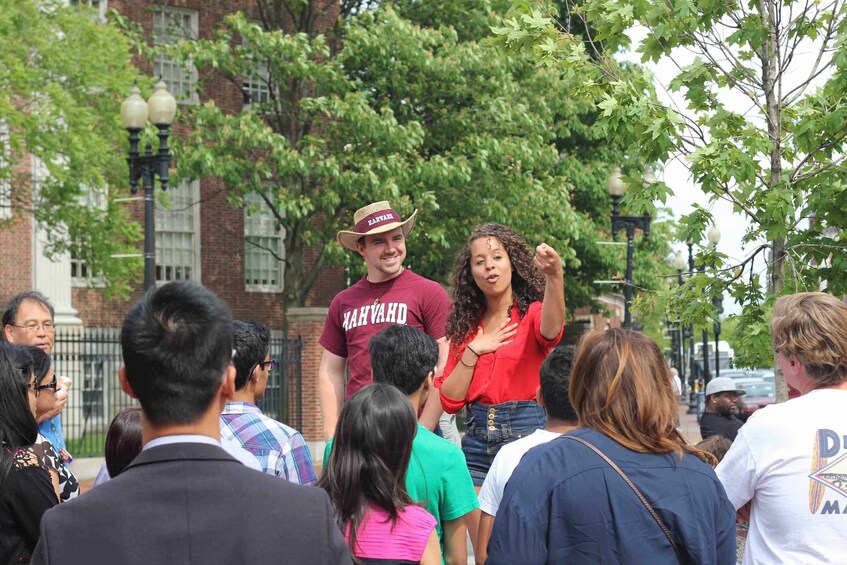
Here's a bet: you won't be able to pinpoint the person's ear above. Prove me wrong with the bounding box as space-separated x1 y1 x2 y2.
356 241 367 258
3 324 13 343
118 367 137 399
535 386 545 407
221 365 236 400
423 371 433 392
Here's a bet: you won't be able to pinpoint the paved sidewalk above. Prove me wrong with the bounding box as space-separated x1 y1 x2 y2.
678 399 703 444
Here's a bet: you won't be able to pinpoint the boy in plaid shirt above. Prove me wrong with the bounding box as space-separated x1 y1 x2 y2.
221 320 316 484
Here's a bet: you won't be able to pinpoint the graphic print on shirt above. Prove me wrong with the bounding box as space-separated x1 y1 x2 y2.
342 302 408 331
808 429 847 514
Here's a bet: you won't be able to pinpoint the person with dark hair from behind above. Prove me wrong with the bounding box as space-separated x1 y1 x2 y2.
320 383 441 564
24 347 78 502
475 344 579 564
365 324 477 565
31 281 351 565
0 343 58 564
104 407 142 479
221 320 316 484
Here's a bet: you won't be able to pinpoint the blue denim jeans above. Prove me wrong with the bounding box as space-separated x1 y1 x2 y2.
462 400 546 486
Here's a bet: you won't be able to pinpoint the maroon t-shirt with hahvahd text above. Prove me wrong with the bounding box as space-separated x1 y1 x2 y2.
319 269 451 400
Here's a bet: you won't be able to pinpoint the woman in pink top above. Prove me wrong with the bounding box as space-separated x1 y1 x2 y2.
319 383 439 565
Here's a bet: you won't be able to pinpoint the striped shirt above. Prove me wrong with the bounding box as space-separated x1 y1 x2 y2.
220 402 317 485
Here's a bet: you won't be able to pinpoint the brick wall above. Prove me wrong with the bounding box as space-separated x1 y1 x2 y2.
70 0 345 332
0 153 34 300
287 307 328 442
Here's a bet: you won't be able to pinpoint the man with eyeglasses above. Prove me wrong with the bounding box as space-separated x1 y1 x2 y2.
220 320 317 484
2 291 72 464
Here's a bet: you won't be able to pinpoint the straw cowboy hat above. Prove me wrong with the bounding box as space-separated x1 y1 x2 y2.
337 201 418 251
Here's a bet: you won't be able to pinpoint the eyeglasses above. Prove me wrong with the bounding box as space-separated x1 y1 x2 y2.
251 358 278 374
10 322 55 334
37 375 58 393
28 375 57 395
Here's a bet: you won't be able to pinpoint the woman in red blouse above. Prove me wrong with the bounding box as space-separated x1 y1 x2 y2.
435 223 565 487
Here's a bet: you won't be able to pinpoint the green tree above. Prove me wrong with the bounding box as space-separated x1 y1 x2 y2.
0 0 144 296
164 0 671 334
496 0 847 396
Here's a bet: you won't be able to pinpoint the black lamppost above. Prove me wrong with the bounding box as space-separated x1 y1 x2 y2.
704 225 721 383
686 241 698 414
607 166 653 330
120 79 176 291
673 251 688 393
666 313 676 368
700 260 711 388
707 225 723 377
713 292 724 375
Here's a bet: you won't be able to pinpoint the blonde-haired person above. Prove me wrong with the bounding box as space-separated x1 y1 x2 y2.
487 329 736 564
717 292 847 564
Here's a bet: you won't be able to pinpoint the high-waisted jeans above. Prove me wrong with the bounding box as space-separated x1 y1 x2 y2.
462 400 546 486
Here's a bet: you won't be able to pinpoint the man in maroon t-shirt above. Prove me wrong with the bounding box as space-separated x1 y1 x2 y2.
318 201 452 440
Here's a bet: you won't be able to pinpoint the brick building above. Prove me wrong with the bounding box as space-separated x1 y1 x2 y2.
0 0 344 451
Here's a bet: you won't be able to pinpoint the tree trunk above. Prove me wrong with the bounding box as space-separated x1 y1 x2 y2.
760 0 790 402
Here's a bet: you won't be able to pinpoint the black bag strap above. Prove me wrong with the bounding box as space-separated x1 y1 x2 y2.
563 435 685 563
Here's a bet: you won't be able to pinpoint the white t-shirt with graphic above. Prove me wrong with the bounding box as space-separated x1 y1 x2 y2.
478 429 562 516
717 389 847 564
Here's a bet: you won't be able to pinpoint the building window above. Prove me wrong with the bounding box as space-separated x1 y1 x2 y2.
70 187 107 287
68 0 107 21
156 180 201 283
244 193 284 292
242 33 273 107
242 66 272 107
153 7 198 103
70 254 93 281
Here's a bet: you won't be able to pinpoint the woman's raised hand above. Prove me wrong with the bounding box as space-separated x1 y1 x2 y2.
468 319 519 356
534 243 563 278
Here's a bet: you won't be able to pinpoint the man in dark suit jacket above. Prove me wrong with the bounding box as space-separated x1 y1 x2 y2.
31 282 351 565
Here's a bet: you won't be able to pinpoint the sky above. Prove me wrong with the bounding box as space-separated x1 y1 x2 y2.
621 20 831 316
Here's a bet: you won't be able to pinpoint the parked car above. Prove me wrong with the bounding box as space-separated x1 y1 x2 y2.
720 369 755 381
752 368 775 382
736 380 776 421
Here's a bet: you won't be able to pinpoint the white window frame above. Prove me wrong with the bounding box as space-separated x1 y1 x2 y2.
67 0 108 22
0 122 10 220
155 179 201 284
241 32 274 109
244 192 285 293
70 186 108 287
153 6 199 104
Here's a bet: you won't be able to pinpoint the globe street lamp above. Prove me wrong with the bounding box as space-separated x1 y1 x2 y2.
607 166 652 330
708 226 723 378
120 79 176 291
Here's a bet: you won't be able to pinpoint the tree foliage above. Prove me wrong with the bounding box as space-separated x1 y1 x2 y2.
495 0 847 389
163 0 670 334
0 0 145 296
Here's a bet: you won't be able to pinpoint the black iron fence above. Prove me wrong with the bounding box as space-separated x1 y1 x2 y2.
52 328 302 458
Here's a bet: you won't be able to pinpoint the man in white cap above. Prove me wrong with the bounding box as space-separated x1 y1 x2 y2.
318 201 452 440
699 376 746 441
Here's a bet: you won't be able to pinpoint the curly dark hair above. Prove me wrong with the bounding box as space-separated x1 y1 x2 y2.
446 223 545 347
